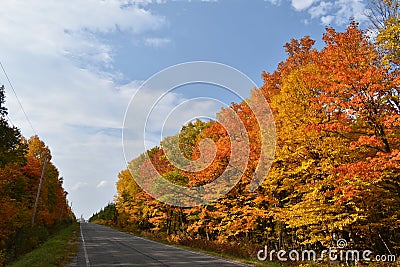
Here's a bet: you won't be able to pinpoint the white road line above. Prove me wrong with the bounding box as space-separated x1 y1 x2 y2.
80 223 90 267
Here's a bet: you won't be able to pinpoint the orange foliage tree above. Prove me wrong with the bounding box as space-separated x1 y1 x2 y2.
106 21 400 259
0 84 74 264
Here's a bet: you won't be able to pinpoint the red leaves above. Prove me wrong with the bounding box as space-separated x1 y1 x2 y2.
0 137 72 252
350 135 383 150
113 21 400 254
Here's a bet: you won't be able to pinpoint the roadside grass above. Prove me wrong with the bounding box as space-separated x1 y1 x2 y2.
9 223 79 267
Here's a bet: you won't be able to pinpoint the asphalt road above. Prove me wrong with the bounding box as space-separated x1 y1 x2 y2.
73 222 252 266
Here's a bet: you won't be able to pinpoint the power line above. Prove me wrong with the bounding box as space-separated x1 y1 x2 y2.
0 60 37 136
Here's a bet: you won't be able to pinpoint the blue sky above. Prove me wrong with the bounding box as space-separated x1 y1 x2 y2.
0 0 369 218
112 1 325 83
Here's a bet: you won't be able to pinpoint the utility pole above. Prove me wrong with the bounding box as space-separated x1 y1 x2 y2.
31 156 48 226
59 192 68 223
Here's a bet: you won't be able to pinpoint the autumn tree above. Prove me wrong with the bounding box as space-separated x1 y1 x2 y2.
261 22 400 254
313 22 400 253
109 21 400 260
0 90 73 263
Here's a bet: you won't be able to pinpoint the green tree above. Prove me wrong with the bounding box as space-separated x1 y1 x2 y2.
0 85 27 167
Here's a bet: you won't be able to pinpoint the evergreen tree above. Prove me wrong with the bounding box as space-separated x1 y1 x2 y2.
0 85 26 167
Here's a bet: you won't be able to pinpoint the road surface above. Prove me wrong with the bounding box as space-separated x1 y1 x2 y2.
72 222 252 266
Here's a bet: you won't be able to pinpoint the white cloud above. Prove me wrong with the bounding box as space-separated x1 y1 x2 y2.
321 15 335 24
0 1 167 76
264 0 281 5
292 0 316 11
144 37 172 47
0 0 167 218
288 0 367 25
96 180 109 188
72 182 88 191
0 1 230 218
333 0 366 25
308 1 333 19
